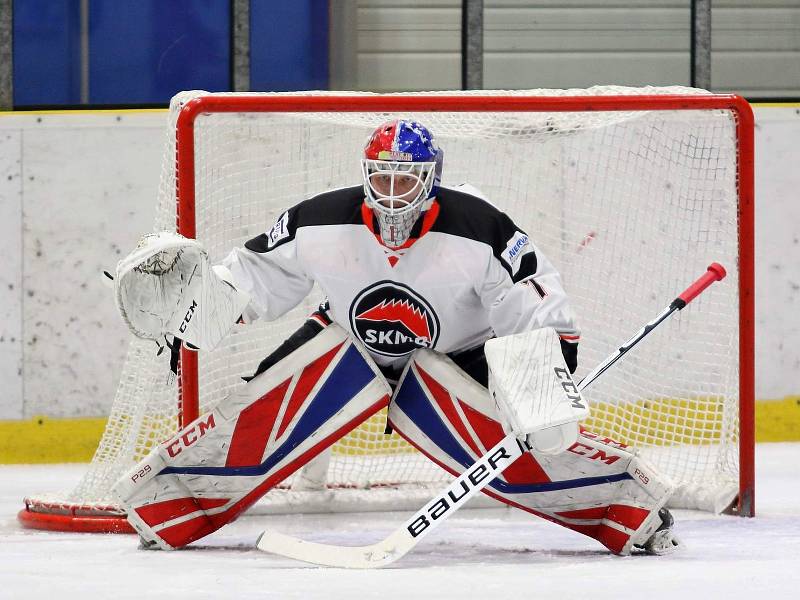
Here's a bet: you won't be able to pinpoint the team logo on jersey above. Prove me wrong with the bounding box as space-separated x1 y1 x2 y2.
349 281 440 357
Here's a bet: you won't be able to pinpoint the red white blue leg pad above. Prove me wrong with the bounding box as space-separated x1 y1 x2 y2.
114 324 391 550
388 349 675 555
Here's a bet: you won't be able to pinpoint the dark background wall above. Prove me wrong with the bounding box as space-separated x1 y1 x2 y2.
12 0 329 106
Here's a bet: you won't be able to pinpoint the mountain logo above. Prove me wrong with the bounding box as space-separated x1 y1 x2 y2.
349 281 440 357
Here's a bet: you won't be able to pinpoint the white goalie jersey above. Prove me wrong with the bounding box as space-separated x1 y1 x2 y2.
221 185 580 372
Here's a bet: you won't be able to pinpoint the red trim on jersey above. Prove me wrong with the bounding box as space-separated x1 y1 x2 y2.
559 334 580 342
418 200 440 238
309 314 327 327
526 278 549 299
361 201 377 235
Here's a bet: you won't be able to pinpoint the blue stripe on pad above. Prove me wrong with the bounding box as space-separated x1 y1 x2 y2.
159 344 378 477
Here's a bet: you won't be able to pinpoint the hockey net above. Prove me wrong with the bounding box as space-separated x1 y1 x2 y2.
19 86 754 533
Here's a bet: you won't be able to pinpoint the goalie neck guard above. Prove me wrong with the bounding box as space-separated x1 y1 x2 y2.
361 120 443 247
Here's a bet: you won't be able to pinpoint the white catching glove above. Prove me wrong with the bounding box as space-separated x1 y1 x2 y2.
114 232 250 351
485 327 589 455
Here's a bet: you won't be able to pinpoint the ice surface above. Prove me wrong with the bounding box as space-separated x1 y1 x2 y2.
1 443 799 600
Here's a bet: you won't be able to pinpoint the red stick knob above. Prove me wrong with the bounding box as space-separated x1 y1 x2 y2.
678 262 727 305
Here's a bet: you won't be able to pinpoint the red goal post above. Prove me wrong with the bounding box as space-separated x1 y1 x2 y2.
19 88 755 534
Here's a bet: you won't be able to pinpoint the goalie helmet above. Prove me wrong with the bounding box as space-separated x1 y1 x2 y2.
361 120 443 247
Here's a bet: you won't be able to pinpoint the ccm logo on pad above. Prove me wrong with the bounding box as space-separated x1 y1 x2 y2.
165 414 216 458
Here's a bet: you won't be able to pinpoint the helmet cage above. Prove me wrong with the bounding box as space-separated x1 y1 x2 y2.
361 158 437 247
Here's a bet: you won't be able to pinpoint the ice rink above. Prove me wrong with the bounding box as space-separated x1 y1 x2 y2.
2 443 799 600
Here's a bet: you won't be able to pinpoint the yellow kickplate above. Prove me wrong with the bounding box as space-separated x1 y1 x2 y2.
0 416 107 463
0 397 798 464
755 396 800 442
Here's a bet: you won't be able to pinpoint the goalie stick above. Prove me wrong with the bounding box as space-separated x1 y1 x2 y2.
256 263 727 568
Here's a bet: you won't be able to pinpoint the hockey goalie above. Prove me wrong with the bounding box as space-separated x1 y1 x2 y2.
112 119 679 557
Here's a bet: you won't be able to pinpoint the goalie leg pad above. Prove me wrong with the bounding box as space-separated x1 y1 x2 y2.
388 349 674 555
114 324 391 549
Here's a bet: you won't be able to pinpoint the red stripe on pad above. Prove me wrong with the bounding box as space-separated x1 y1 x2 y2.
389 419 631 554
457 399 551 485
554 520 630 553
156 395 391 548
196 498 230 511
415 366 484 459
222 395 390 520
595 524 631 554
225 377 292 467
276 343 345 440
134 497 228 528
390 420 564 523
607 504 651 531
157 514 217 548
556 504 650 531
555 506 609 520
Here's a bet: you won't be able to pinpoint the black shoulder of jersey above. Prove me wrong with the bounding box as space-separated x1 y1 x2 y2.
295 186 365 227
432 187 537 281
245 185 364 253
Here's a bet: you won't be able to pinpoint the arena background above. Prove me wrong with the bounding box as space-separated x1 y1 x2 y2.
0 0 797 461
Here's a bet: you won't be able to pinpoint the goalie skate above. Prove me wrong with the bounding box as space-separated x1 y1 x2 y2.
636 508 682 555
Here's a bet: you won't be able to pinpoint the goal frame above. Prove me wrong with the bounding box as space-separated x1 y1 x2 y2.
174 93 754 517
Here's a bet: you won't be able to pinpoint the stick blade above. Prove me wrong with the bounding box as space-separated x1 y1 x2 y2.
256 529 404 569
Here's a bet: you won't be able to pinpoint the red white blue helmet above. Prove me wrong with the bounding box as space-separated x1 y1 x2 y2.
361 120 444 247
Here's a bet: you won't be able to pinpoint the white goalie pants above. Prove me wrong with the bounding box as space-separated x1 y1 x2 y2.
388 349 675 555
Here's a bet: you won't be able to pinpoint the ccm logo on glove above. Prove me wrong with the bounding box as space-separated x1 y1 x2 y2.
179 300 198 333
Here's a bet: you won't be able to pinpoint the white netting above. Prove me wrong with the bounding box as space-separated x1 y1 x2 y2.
26 86 746 520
